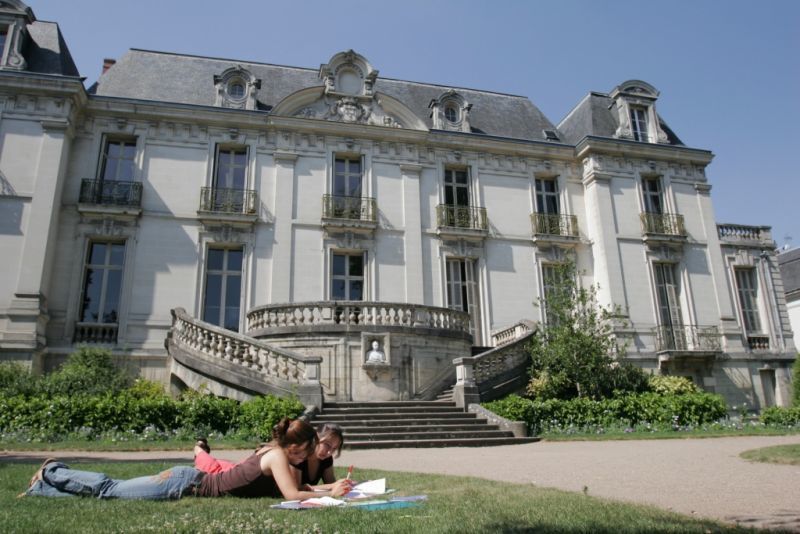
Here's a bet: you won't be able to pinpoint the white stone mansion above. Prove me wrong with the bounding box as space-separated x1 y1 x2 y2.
0 1 794 409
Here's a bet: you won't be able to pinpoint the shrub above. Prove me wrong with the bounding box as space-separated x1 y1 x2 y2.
793 354 800 407
648 375 699 396
760 406 800 427
235 395 305 440
42 347 133 397
176 390 240 435
0 362 40 397
484 391 727 434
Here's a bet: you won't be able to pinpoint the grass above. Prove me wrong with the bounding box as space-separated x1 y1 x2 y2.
1 462 761 533
538 425 800 441
740 444 800 466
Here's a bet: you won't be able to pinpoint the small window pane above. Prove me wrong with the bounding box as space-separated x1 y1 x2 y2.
349 160 361 175
455 170 468 184
227 249 243 271
332 254 345 276
102 158 119 181
349 281 363 300
331 280 346 300
123 144 137 159
225 275 241 307
103 270 122 323
89 243 107 265
335 159 345 173
109 243 125 266
107 142 121 158
207 249 224 271
82 269 102 321
348 255 363 276
456 188 469 206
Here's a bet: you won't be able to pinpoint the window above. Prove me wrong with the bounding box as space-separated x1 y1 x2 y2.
735 268 761 333
444 104 458 123
630 107 649 142
535 178 559 214
641 177 663 214
541 264 567 325
446 258 481 340
100 138 136 183
211 146 248 212
80 242 125 324
331 252 364 301
203 248 243 332
654 263 683 349
444 168 469 207
0 29 6 60
228 81 245 99
333 157 362 198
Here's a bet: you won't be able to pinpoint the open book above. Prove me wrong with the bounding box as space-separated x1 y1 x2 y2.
272 479 391 509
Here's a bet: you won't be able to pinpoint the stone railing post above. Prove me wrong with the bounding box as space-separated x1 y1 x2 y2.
452 356 480 408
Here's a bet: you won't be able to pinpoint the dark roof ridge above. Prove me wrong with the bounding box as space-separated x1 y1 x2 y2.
125 48 530 100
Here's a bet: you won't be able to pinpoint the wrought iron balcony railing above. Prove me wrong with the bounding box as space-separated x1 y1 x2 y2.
199 187 257 215
531 213 578 237
436 204 487 231
640 212 686 236
322 194 377 222
79 179 142 207
652 325 721 352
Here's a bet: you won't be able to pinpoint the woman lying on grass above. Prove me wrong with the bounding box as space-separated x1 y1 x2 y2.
21 418 353 500
195 423 346 490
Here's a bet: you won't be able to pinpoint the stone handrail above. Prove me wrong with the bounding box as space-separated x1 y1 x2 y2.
717 224 773 244
453 321 537 406
492 319 537 347
170 307 322 392
247 301 471 337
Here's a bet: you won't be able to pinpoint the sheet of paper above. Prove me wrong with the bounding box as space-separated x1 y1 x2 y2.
301 496 345 507
345 478 386 499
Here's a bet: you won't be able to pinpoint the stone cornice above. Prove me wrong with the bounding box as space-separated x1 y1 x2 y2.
575 136 714 166
0 71 86 103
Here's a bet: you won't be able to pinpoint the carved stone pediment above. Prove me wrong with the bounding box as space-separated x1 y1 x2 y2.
293 94 402 128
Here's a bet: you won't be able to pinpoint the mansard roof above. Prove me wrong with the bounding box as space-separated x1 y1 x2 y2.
778 247 800 299
558 91 683 146
91 49 559 142
25 20 79 76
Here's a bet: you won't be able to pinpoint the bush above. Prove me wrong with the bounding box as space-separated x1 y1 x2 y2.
760 406 800 427
793 354 800 407
235 395 305 440
648 375 699 396
484 391 727 434
176 390 240 435
41 347 133 397
0 362 40 397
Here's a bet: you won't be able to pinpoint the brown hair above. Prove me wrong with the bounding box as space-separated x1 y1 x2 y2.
318 423 345 458
272 418 318 455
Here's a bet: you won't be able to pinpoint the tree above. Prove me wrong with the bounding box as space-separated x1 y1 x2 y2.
527 262 649 400
793 353 800 407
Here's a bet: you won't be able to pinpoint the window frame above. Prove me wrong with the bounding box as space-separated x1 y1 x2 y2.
444 257 482 341
332 155 363 198
443 167 470 208
641 176 663 214
78 241 126 325
330 250 366 301
202 246 244 332
734 267 762 334
213 145 249 190
534 177 560 215
98 136 137 184
630 106 650 142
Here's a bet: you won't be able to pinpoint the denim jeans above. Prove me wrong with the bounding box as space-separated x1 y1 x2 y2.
26 462 205 500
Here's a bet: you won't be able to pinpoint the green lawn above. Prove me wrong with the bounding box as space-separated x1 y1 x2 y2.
1 462 755 533
740 444 800 466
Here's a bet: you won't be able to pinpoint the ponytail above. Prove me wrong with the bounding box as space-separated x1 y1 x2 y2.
272 417 317 454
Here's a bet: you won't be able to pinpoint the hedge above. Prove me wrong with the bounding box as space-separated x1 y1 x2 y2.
483 392 727 434
760 406 800 427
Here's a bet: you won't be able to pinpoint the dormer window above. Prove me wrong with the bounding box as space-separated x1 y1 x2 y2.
630 107 649 142
444 104 458 123
430 90 471 132
0 0 33 71
213 66 261 110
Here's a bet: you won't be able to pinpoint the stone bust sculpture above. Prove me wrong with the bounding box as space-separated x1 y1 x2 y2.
366 339 385 363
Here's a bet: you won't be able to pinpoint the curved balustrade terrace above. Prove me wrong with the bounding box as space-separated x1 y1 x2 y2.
247 301 472 340
168 307 322 405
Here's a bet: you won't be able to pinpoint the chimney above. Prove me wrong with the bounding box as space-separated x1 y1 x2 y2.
102 58 116 75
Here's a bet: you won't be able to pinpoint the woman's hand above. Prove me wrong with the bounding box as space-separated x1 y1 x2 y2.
328 478 354 497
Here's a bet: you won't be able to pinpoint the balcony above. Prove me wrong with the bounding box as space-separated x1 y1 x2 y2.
746 335 770 350
717 224 774 249
531 213 579 246
321 194 377 236
197 187 258 226
77 179 142 220
73 322 118 344
436 204 488 242
653 325 721 358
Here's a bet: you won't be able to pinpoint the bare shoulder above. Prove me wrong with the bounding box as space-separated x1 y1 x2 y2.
259 446 286 473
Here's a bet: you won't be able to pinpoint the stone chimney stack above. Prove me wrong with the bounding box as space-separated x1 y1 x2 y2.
102 58 116 75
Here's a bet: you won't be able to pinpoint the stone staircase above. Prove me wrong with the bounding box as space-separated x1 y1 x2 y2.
310 401 539 449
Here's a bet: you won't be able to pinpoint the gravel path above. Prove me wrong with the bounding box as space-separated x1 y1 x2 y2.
4 435 799 531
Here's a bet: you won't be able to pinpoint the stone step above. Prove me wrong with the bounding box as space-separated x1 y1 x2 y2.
345 436 540 449
322 405 464 415
313 412 479 422
343 429 514 441
340 421 500 439
324 401 456 409
313 416 488 428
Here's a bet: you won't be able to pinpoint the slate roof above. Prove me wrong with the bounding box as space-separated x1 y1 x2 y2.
778 248 800 300
92 49 560 142
24 20 79 77
558 92 683 146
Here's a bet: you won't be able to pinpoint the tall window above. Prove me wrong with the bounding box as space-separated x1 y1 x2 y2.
80 242 125 324
100 138 136 183
630 107 649 142
541 264 567 325
331 252 364 301
333 157 362 198
203 248 243 332
654 263 683 349
535 178 559 214
215 147 247 190
444 168 469 207
642 177 663 214
735 268 762 333
446 258 481 340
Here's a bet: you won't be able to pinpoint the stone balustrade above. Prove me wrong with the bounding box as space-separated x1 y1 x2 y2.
247 301 471 338
717 224 773 245
492 320 536 347
170 307 321 394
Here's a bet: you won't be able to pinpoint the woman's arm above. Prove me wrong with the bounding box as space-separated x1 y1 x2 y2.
261 450 351 500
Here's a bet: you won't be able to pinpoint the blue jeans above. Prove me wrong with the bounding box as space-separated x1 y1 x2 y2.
26 462 205 500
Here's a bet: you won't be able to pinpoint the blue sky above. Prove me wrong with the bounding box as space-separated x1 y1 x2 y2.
32 0 800 249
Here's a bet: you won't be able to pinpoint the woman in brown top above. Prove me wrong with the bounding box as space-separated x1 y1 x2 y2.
22 418 353 501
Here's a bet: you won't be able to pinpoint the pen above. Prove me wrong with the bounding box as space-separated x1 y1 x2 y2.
346 465 354 480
